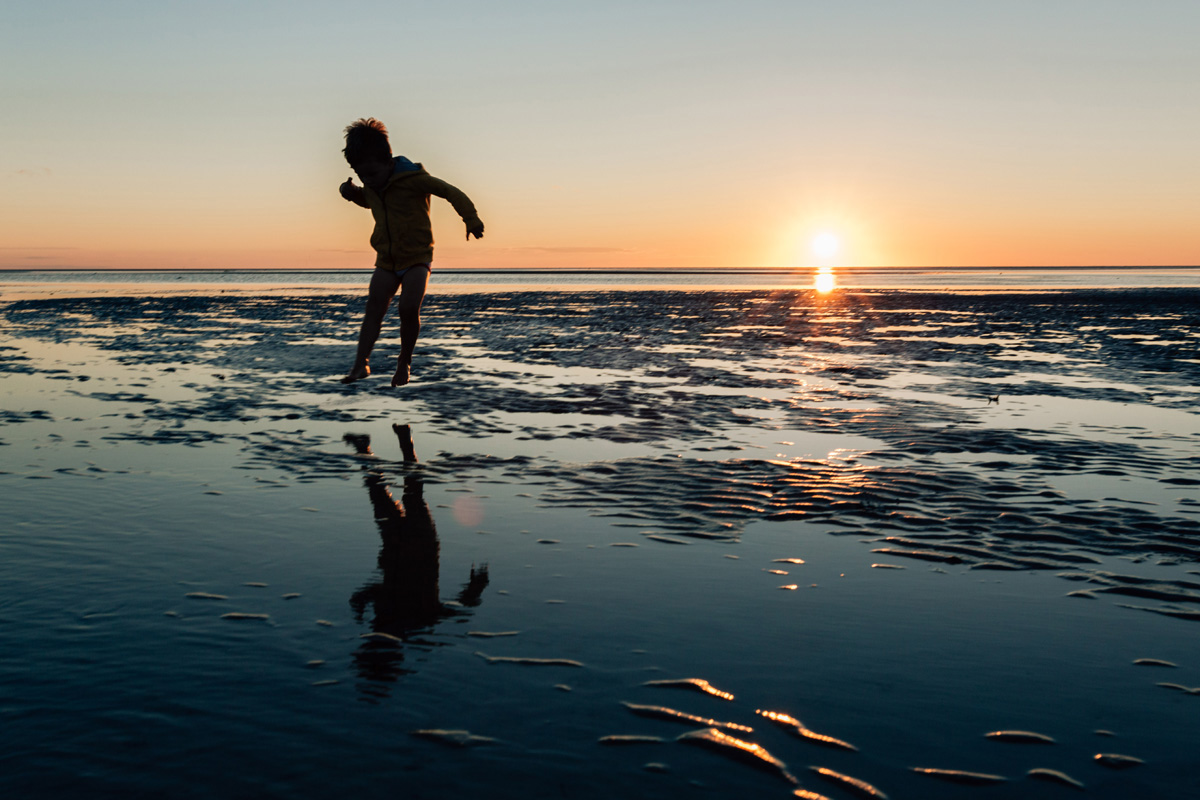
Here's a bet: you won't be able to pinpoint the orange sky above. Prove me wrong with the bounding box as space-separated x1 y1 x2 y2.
3 2 1199 271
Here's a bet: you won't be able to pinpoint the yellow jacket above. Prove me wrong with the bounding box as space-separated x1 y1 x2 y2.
353 157 482 271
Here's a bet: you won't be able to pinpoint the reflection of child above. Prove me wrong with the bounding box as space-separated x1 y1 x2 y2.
338 118 484 386
345 426 489 690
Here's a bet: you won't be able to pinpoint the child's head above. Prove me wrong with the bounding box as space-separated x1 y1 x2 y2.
343 118 393 187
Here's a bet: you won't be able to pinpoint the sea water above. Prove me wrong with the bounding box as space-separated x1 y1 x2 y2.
4 265 1200 291
2 285 1198 798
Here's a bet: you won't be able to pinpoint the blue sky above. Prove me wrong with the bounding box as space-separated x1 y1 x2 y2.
3 1 1198 269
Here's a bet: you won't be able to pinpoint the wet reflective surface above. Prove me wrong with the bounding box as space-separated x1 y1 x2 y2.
2 287 1199 798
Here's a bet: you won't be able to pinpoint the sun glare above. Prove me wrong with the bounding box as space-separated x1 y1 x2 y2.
812 232 840 260
814 267 835 294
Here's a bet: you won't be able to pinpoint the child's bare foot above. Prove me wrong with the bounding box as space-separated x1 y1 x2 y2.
391 358 411 387
341 364 370 384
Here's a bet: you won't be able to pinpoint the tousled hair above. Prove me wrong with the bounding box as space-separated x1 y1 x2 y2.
343 118 392 165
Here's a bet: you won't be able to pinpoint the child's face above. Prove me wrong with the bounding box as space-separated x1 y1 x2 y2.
352 158 393 190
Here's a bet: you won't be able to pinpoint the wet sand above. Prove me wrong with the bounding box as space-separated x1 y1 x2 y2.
1 285 1198 798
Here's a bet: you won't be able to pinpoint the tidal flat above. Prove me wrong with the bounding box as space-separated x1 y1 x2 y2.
1 287 1198 798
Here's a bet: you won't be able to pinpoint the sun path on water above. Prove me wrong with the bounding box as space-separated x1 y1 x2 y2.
811 231 839 294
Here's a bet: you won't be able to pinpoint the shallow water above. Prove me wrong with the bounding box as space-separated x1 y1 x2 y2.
6 265 1200 292
2 288 1199 798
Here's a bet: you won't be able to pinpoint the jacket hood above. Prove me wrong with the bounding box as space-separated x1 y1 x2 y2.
381 156 426 189
390 156 424 178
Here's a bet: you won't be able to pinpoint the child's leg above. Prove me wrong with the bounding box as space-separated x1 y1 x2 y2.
342 268 403 383
392 423 418 462
391 265 431 387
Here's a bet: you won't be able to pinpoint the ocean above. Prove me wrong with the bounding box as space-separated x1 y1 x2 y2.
4 265 1200 292
1 275 1197 798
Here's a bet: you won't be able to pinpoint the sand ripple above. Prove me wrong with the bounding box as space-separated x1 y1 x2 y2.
622 702 752 733
911 767 1007 785
1027 768 1085 789
810 766 888 799
13 290 1188 623
643 678 735 700
676 727 796 785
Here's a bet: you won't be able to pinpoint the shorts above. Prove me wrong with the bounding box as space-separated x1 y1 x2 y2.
382 262 432 279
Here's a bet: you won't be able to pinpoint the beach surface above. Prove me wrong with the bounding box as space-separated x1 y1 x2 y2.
2 284 1198 798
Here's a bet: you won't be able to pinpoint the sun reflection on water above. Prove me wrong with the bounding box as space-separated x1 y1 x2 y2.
814 268 836 294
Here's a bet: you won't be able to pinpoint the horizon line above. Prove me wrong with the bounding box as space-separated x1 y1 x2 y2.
2 265 1199 275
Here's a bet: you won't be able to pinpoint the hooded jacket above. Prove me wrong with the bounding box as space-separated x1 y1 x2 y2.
357 156 482 271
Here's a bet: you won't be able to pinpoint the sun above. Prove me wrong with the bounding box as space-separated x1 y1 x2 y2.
811 232 840 260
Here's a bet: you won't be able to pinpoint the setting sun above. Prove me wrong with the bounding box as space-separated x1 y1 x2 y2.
812 232 840 260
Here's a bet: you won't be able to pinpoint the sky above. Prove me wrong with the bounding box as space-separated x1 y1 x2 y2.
2 0 1199 271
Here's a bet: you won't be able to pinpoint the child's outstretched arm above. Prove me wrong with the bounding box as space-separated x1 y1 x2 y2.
422 176 484 240
339 177 369 208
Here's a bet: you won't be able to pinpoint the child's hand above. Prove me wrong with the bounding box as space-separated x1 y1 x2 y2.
466 223 484 241
339 178 358 200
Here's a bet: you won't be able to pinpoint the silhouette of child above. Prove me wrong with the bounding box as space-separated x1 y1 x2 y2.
338 118 484 386
345 425 488 691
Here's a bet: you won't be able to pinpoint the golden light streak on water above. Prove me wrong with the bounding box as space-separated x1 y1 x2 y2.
814 268 835 294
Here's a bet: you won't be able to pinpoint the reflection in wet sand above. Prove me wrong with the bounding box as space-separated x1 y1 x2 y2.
54 290 1200 580
814 268 835 295
346 425 489 697
5 289 1200 796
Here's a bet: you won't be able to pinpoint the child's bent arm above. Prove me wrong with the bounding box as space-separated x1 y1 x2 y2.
339 178 368 208
422 176 483 236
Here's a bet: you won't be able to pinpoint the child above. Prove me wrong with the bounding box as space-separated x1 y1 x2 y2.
338 118 484 386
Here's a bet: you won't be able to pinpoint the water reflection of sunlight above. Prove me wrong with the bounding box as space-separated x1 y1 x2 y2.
814 267 836 294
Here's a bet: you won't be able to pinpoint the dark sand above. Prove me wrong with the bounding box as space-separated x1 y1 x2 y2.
1 286 1198 798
